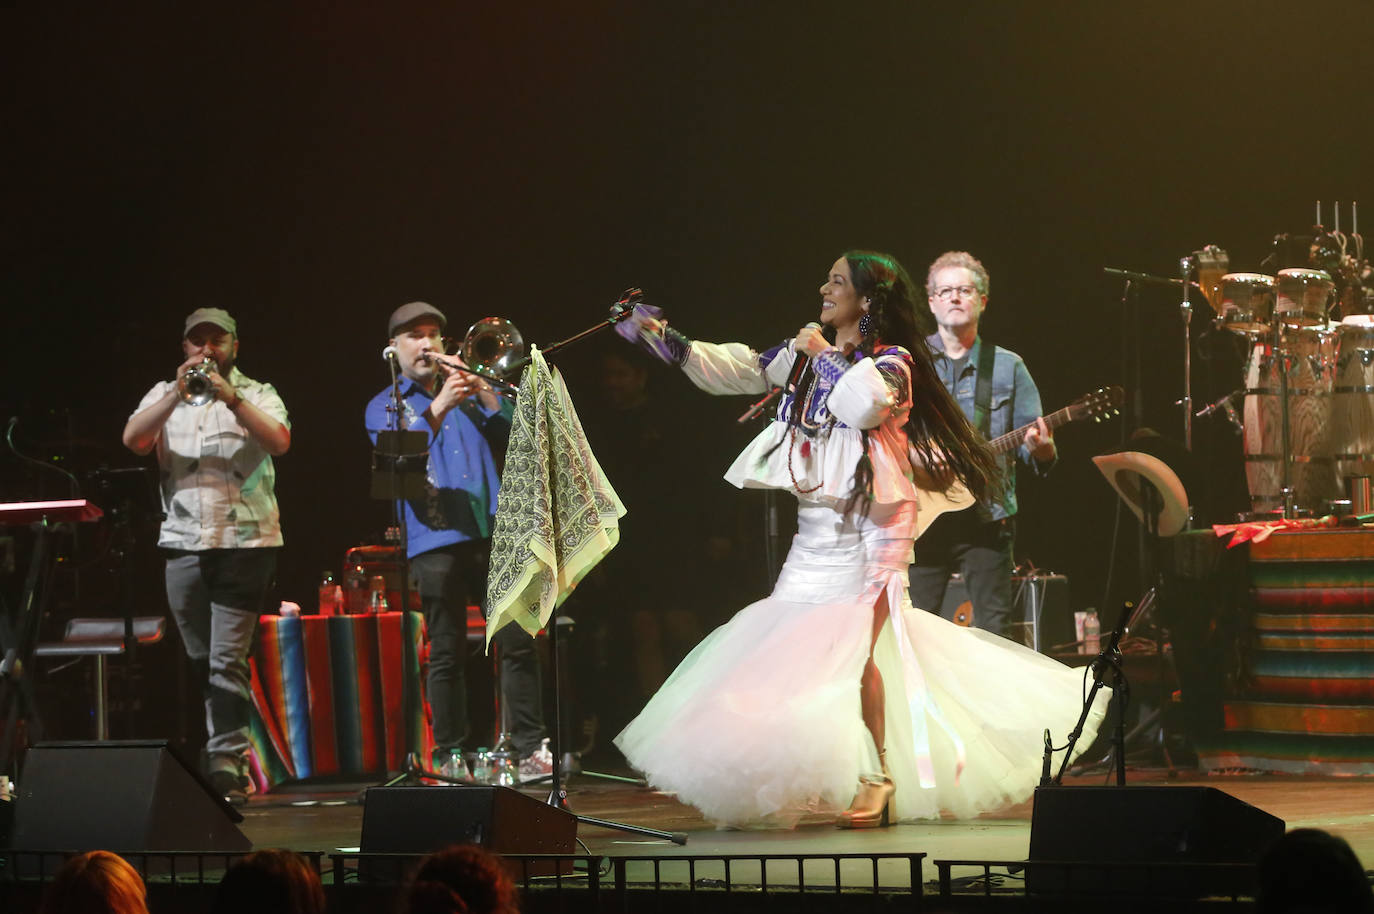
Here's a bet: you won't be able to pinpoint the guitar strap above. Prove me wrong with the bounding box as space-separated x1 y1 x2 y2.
972 337 997 438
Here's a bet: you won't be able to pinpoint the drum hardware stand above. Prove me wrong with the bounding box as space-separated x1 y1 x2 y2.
1177 246 1229 458
1194 390 1244 434
1270 316 1299 519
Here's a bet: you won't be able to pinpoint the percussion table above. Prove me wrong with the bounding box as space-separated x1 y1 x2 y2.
246 611 433 791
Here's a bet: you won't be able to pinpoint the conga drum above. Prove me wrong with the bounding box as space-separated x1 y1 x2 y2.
1242 327 1339 511
1333 318 1374 485
1275 268 1334 327
1218 272 1275 336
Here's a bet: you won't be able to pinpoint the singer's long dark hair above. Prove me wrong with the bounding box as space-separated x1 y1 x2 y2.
839 250 999 511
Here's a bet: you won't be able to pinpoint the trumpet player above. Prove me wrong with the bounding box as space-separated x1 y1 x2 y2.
365 301 551 782
122 307 291 804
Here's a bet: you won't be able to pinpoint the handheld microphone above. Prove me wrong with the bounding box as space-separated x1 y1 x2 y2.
785 322 837 393
382 345 399 361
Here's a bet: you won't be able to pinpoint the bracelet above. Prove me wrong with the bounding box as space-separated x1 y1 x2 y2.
226 394 244 412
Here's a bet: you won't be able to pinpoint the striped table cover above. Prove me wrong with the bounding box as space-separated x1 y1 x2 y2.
246 611 433 791
1200 529 1374 775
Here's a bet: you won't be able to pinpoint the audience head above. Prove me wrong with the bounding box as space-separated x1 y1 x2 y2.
405 844 519 914
212 848 326 914
1256 827 1374 914
40 851 148 914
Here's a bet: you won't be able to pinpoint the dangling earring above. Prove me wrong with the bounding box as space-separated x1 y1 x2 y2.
858 311 873 337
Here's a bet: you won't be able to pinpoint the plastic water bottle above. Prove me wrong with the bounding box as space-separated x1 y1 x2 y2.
318 572 339 616
368 575 389 613
344 564 368 614
1083 610 1101 654
440 749 468 783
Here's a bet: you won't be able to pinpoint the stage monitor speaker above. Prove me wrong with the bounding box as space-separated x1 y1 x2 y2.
1028 786 1284 898
10 740 250 852
938 572 1073 651
361 785 577 859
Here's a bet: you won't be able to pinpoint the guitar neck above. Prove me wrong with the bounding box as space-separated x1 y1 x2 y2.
988 405 1075 456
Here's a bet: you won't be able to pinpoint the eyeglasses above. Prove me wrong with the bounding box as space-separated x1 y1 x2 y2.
932 285 981 301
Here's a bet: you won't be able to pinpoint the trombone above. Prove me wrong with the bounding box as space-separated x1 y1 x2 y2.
421 317 525 398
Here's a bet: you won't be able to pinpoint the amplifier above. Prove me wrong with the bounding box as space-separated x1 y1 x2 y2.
342 544 421 612
937 572 1073 653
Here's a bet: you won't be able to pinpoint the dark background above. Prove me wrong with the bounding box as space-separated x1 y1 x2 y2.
3 2 1371 743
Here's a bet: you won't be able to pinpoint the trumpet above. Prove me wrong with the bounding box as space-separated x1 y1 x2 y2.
181 357 219 406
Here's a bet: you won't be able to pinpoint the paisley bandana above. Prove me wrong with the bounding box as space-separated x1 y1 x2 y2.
485 346 626 645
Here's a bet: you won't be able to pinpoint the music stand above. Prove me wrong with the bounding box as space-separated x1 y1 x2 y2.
370 431 430 500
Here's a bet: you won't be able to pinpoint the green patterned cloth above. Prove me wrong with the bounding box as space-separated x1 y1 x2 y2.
486 346 625 646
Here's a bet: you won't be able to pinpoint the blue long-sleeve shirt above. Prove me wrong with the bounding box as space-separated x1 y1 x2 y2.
365 378 514 559
925 333 1055 522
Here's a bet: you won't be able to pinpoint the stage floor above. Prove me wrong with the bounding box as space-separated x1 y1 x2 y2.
239 762 1374 881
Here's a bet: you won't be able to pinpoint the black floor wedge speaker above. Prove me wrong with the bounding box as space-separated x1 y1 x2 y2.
1028 786 1284 898
361 785 576 858
10 740 250 852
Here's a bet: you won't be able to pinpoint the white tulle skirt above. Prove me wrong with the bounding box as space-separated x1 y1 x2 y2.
614 497 1111 827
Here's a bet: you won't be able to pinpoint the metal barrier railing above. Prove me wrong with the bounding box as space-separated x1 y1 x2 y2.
4 848 1264 910
933 857 1257 904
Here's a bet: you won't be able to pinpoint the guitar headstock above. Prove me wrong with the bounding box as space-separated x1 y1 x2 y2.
1066 386 1124 423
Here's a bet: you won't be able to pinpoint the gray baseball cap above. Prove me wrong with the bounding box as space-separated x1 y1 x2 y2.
388 301 447 337
183 307 237 337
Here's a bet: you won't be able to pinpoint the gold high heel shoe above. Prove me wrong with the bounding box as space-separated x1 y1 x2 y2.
838 750 895 829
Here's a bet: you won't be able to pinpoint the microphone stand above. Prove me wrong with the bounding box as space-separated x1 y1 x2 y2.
1054 598 1133 786
1179 255 1195 453
372 354 468 789
499 298 641 381
474 295 685 843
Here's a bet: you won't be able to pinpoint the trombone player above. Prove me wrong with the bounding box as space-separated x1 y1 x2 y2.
364 302 550 781
122 307 291 804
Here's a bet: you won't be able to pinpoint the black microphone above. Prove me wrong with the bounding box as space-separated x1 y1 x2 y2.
1040 728 1053 786
785 322 837 393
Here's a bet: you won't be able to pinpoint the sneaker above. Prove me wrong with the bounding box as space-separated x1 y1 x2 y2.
518 738 554 783
208 769 248 807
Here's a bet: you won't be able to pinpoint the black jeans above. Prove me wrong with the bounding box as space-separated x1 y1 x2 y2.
909 508 1016 637
410 542 545 756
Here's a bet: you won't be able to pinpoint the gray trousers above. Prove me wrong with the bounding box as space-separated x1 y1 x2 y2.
164 548 277 777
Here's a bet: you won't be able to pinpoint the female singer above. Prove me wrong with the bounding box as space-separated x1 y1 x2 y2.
614 250 1109 827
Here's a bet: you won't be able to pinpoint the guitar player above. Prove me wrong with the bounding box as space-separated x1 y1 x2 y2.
909 251 1057 639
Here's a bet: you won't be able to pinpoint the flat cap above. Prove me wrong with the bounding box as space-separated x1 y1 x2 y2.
388 301 447 337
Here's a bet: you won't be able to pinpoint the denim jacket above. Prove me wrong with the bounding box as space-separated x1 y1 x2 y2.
925 333 1055 521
